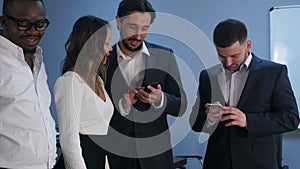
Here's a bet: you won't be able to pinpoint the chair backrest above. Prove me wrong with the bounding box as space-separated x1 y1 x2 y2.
275 134 283 168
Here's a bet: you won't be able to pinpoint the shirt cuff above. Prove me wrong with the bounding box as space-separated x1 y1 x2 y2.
206 119 218 127
118 98 130 116
152 92 164 109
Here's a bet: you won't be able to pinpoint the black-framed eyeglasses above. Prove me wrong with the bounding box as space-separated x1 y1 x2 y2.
5 14 50 31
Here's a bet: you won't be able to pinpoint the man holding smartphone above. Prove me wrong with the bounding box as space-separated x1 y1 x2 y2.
103 0 187 169
189 19 299 169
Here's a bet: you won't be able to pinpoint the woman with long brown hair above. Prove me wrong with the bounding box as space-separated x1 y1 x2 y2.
54 15 113 169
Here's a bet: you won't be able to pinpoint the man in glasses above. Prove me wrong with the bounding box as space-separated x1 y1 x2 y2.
0 0 56 169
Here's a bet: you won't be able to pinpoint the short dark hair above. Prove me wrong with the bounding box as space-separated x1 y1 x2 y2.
117 0 156 24
3 0 46 15
213 19 248 48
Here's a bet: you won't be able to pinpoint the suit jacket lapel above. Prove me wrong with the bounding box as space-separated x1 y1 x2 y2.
237 55 263 108
106 46 117 90
141 42 158 86
106 45 128 97
208 65 227 106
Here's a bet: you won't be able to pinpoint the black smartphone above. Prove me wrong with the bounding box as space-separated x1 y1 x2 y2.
144 82 159 93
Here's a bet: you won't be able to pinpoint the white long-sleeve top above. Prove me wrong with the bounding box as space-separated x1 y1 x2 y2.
0 36 57 169
54 71 114 169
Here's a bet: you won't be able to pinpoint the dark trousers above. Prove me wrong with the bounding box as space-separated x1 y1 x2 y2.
107 150 173 169
54 134 107 169
107 154 142 169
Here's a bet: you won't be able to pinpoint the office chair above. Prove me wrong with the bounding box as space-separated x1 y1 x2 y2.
173 155 203 169
172 132 206 169
173 134 288 169
276 134 289 169
53 127 65 169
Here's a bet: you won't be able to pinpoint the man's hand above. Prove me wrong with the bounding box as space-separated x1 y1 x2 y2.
220 107 247 128
205 102 224 123
122 88 139 110
138 84 162 104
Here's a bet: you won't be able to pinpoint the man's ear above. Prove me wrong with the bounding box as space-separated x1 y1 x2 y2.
116 16 120 31
0 15 8 31
246 40 252 52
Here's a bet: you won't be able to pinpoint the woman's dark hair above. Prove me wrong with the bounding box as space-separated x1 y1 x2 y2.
213 19 247 48
117 0 156 24
61 15 109 75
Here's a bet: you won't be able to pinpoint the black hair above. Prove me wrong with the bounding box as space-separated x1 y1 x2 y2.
213 19 247 48
3 0 46 15
117 0 156 24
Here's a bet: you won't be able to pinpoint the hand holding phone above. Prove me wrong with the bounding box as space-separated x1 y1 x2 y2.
144 82 159 93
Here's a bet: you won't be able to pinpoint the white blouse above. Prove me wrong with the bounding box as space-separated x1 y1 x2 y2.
54 71 114 169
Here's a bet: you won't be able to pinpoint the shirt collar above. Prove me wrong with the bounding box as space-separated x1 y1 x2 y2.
116 41 150 60
0 35 42 61
221 52 253 73
243 52 252 70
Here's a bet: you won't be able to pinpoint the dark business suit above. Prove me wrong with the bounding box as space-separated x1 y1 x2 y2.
104 41 187 169
190 54 299 169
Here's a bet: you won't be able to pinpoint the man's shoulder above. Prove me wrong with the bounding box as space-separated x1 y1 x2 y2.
145 41 173 52
203 64 222 75
55 71 83 85
252 54 285 69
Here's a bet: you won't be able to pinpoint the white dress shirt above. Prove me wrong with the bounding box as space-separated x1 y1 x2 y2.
206 53 252 128
218 53 252 106
54 71 114 169
0 36 57 169
116 42 164 116
117 42 149 88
